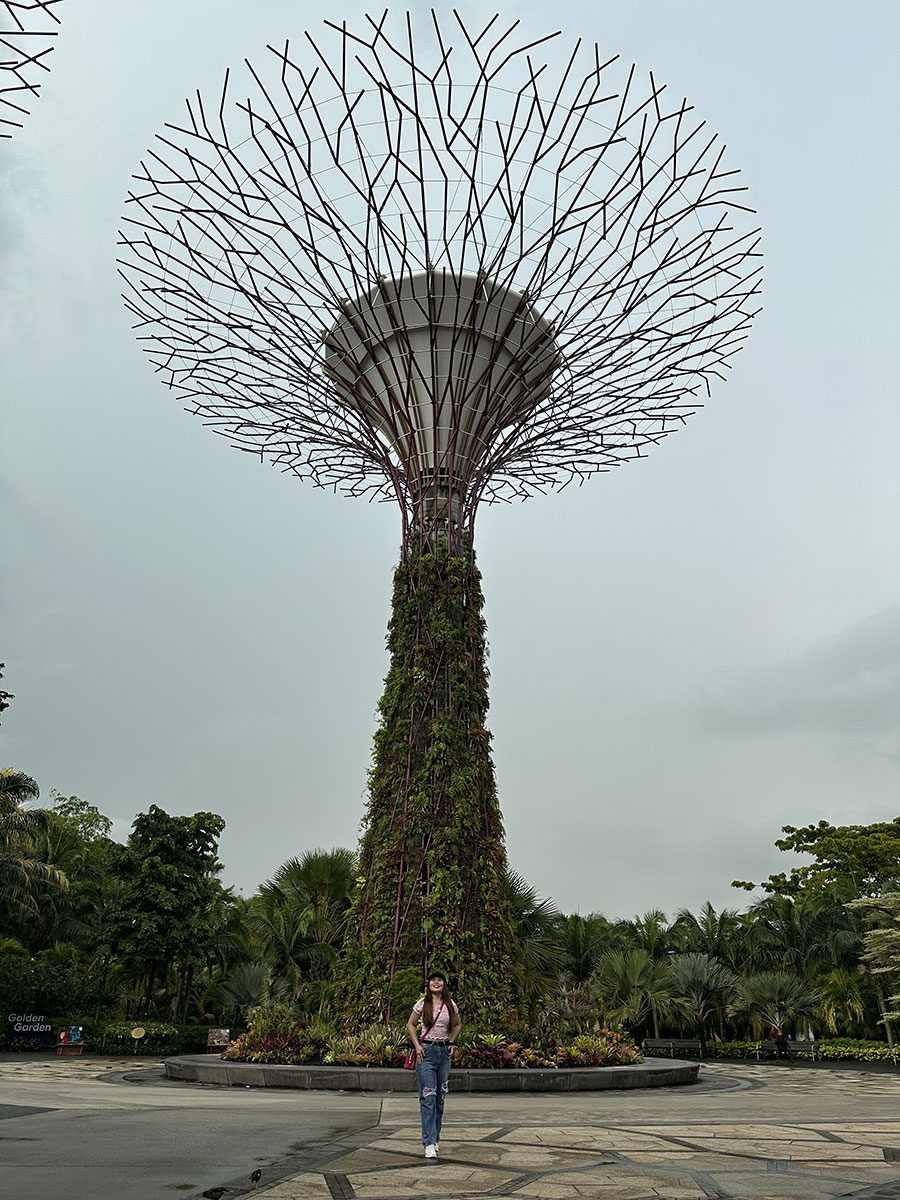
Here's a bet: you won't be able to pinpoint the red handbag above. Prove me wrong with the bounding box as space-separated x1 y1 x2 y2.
404 1001 444 1068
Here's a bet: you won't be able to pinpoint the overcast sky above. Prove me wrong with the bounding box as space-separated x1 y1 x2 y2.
2 0 898 920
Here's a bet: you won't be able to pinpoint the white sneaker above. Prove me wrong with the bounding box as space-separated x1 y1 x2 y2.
435 1143 440 1155
424 1144 437 1159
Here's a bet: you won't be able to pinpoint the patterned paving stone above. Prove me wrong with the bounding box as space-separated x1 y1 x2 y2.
258 1174 334 1199
253 1113 900 1200
680 1137 886 1160
497 1127 679 1150
346 1163 519 1196
365 1138 603 1168
515 1169 707 1198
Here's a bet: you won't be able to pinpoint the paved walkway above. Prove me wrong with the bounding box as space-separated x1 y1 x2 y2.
1 1056 899 1199
240 1063 900 1200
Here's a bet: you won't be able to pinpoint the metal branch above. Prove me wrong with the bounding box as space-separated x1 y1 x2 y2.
0 0 62 137
117 12 762 547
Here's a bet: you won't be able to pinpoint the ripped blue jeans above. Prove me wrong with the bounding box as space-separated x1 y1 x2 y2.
415 1043 451 1146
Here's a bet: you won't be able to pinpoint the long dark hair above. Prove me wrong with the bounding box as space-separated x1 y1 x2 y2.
422 980 454 1028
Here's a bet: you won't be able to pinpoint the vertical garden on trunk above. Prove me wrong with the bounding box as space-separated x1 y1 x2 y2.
338 540 516 1021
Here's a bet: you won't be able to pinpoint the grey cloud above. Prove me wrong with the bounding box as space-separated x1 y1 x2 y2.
689 605 900 746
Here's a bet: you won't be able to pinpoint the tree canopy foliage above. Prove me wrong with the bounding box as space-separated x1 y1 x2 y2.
1 762 897 1051
733 819 900 898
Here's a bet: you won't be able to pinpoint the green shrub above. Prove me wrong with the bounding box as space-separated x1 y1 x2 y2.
557 1033 642 1067
703 1038 898 1064
818 1039 898 1063
704 1041 759 1059
90 1021 209 1056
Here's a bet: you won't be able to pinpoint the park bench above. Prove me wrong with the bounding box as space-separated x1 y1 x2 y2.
757 1040 819 1060
643 1038 702 1059
54 1040 83 1056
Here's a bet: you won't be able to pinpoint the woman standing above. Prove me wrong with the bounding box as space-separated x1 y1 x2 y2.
406 971 461 1158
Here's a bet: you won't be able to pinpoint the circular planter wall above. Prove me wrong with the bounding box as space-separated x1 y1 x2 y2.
164 1054 699 1092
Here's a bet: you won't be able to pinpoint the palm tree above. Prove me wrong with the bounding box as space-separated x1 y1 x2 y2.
504 870 566 1014
671 902 746 970
247 903 315 992
256 849 355 977
731 970 820 1038
618 909 675 961
746 893 858 978
815 967 866 1036
0 768 67 927
56 874 127 1019
558 913 616 982
202 887 253 976
215 961 288 1021
671 953 737 1047
592 948 681 1039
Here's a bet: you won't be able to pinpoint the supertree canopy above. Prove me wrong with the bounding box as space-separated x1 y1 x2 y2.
1 0 63 137
118 12 761 1017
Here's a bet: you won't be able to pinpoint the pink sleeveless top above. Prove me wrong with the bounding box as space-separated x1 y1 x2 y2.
412 997 459 1039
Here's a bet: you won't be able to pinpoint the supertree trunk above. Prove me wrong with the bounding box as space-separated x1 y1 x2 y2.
340 537 515 1021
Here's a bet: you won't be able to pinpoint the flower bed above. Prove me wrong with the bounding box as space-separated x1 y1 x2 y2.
222 1007 642 1069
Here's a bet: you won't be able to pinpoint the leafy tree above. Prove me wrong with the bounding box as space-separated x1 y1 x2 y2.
113 805 225 1019
847 893 900 1043
734 818 900 898
0 664 13 723
0 768 67 930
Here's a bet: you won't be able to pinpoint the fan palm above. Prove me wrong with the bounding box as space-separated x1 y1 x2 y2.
256 848 355 976
731 970 820 1038
504 869 565 1013
592 948 681 1038
216 961 288 1019
671 952 737 1046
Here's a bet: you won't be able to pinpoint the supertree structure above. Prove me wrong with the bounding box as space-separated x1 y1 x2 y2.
118 12 762 1018
1 0 63 137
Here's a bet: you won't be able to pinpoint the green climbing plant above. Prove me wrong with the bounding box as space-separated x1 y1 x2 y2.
337 539 516 1022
